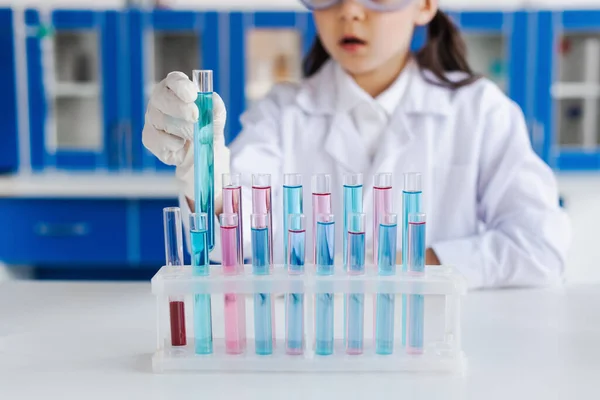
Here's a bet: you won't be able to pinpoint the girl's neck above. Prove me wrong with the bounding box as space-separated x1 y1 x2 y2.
350 52 410 98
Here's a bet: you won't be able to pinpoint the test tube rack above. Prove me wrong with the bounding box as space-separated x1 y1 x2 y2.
151 264 467 374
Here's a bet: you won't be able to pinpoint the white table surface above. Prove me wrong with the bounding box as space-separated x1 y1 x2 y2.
0 281 598 400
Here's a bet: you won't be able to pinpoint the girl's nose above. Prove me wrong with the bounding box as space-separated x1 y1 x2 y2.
338 0 367 22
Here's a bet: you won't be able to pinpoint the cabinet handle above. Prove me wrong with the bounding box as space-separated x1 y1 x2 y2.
34 222 90 237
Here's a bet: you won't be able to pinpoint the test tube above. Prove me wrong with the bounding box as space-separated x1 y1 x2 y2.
163 207 186 347
251 213 273 355
192 70 215 252
221 213 246 354
375 213 398 355
402 173 422 346
312 174 332 264
286 214 306 355
315 213 335 356
407 213 426 355
222 173 244 266
283 174 303 267
343 173 364 269
189 212 213 355
346 213 366 355
373 173 393 265
252 174 273 266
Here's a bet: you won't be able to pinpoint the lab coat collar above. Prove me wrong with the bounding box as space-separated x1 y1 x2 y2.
296 57 452 117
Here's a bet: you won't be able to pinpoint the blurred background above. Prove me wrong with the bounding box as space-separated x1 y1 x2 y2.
0 0 598 283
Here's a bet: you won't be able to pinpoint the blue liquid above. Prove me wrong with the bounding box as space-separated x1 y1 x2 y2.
345 293 364 354
402 190 421 346
376 223 397 355
194 92 214 251
315 293 334 355
375 293 395 355
254 293 273 355
347 232 365 275
283 185 303 266
285 293 304 354
408 222 426 274
252 227 270 275
190 227 212 354
288 230 306 274
343 184 363 268
251 227 272 354
315 220 335 355
408 294 424 352
191 229 209 276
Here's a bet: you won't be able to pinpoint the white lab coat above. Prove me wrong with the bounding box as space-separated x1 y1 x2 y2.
181 59 571 289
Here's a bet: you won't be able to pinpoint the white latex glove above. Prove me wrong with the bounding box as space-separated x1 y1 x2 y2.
142 71 230 204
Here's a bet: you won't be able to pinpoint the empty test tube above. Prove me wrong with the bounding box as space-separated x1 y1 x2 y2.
222 173 244 266
286 214 306 355
315 213 335 356
346 213 366 355
192 70 215 251
407 213 426 355
221 213 246 354
251 213 273 355
163 207 186 347
312 174 332 264
189 212 213 355
375 214 398 355
402 173 422 346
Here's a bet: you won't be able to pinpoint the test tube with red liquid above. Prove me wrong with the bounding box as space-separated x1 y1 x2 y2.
163 207 187 347
312 174 332 264
221 213 247 354
222 173 244 266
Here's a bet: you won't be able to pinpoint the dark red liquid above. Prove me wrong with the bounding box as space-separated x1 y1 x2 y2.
169 301 187 346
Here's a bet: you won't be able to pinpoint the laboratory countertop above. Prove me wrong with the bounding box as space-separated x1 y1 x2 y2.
0 172 179 198
0 281 598 400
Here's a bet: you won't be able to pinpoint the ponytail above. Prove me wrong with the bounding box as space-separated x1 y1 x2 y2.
302 10 479 88
415 10 479 89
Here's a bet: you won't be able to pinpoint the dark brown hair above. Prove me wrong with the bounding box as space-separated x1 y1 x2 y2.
302 10 479 90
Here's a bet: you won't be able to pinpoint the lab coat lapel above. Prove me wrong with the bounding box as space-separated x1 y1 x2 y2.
324 112 370 174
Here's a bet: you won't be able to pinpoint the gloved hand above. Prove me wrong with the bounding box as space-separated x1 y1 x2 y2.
142 71 230 205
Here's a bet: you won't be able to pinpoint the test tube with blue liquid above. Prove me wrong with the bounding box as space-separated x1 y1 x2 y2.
402 172 422 346
222 173 244 266
221 213 246 355
312 174 332 264
251 213 273 355
163 207 187 347
284 174 303 267
345 213 366 355
190 212 213 355
407 213 426 355
286 214 306 355
192 70 215 251
375 213 398 355
315 213 335 356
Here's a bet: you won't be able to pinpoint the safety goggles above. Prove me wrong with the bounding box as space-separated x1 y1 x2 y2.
299 0 415 12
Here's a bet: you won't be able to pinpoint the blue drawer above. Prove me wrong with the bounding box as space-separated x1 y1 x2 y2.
0 199 128 265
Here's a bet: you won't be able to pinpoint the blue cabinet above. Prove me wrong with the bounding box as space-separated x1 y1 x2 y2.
535 10 600 171
128 9 219 171
25 9 124 171
228 11 315 143
0 9 19 173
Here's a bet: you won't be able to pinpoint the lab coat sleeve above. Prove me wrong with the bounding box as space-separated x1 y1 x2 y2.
179 87 286 264
431 100 571 289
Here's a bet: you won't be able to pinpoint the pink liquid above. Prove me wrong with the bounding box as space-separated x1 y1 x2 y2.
373 187 393 265
252 186 273 265
221 225 246 353
312 193 332 264
223 186 243 266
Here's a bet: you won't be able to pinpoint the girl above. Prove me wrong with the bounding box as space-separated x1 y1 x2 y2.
142 0 570 289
